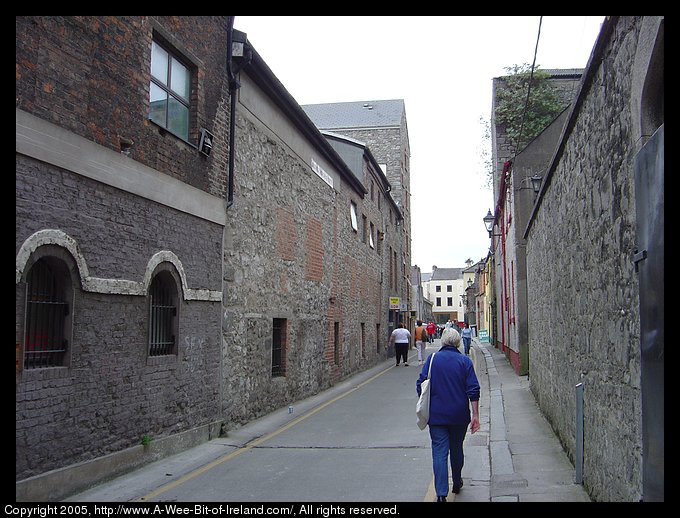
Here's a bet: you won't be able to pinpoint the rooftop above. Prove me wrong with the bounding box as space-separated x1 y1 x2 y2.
301 99 405 130
429 267 464 281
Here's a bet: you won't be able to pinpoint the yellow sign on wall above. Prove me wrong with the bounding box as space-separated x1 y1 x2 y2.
389 297 400 309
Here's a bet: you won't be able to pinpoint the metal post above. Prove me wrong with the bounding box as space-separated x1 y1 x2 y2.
575 383 584 484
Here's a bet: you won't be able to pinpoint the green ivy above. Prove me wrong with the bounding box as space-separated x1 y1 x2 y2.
495 63 566 151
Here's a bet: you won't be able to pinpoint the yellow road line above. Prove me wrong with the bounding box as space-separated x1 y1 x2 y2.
136 363 395 502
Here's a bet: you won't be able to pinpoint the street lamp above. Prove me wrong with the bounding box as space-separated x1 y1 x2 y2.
531 174 543 195
483 209 495 237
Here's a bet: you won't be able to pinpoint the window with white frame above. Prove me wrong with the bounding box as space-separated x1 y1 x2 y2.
350 202 358 232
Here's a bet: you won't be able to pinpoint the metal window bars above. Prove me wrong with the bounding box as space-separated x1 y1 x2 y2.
24 259 68 369
149 273 177 356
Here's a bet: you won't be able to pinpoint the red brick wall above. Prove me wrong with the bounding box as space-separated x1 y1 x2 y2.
305 218 324 282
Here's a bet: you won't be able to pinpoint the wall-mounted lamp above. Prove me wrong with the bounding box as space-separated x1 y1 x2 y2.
231 29 248 58
531 174 543 195
483 208 502 239
483 209 495 236
198 128 214 156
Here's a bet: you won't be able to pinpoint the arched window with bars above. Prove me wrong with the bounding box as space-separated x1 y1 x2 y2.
23 257 71 369
148 269 179 357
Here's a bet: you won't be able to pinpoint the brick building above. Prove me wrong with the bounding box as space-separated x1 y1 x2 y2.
16 16 410 500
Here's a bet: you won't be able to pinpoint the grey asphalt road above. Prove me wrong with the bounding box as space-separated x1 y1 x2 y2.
68 345 441 502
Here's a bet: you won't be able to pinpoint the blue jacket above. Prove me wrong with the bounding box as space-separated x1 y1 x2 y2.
416 345 480 426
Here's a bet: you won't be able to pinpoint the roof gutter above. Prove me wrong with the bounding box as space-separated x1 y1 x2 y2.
243 44 368 197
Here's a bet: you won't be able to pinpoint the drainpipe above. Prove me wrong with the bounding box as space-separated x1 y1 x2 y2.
494 161 512 353
226 17 252 208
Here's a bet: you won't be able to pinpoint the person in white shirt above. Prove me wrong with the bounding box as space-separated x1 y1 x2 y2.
389 322 412 366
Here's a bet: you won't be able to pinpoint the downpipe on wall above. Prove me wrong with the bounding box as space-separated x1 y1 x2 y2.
226 17 252 208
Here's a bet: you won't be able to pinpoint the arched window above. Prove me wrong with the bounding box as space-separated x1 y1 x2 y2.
148 269 178 356
23 257 71 369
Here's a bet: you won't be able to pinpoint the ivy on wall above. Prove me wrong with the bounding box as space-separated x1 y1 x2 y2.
494 63 566 152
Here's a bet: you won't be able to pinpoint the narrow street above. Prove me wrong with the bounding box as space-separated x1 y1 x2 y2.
69 345 439 502
66 339 589 503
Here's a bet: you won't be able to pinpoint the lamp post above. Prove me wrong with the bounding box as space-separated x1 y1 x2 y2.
483 209 495 238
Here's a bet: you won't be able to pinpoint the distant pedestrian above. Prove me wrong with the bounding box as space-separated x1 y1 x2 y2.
416 327 480 502
426 321 436 343
461 323 472 356
389 322 411 367
414 320 428 365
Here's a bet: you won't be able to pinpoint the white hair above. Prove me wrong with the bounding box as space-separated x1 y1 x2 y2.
441 327 461 348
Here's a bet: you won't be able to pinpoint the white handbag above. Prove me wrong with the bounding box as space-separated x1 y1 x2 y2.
416 352 436 430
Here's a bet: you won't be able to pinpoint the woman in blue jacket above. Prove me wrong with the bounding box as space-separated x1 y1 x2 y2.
416 327 480 502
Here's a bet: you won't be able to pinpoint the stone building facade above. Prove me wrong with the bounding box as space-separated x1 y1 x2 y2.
221 76 406 426
524 16 664 501
302 101 413 333
489 69 583 374
16 16 410 500
16 16 229 500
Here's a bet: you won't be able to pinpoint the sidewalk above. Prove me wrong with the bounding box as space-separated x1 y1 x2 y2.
442 337 591 502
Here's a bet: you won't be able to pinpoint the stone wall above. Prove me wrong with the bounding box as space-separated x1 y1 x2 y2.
220 94 397 427
15 16 411 497
15 155 223 482
15 16 230 489
525 17 655 501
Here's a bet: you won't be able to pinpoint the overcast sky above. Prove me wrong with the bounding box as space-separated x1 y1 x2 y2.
234 16 605 273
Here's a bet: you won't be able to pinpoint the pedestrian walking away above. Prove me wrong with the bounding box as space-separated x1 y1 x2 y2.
426 321 436 343
414 320 428 365
416 327 480 502
461 323 472 356
389 322 411 367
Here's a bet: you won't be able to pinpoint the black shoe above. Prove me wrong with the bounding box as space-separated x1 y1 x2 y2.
404 363 409 366
436 496 446 502
452 480 464 494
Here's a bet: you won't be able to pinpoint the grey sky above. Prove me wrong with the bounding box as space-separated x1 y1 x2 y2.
234 16 605 271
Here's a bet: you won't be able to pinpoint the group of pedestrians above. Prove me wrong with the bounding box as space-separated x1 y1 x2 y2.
389 320 480 502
